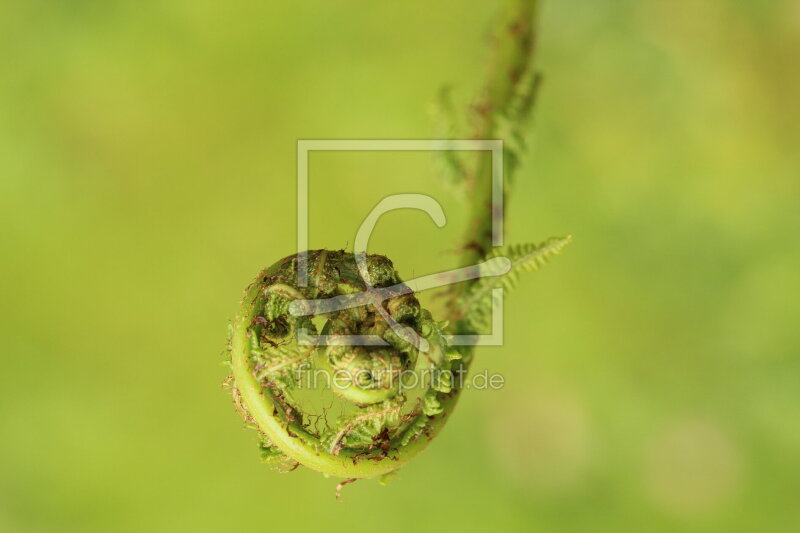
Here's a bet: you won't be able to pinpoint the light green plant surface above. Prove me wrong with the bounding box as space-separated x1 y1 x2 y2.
1 0 799 532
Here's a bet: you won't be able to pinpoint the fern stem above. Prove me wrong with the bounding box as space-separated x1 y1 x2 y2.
449 0 541 330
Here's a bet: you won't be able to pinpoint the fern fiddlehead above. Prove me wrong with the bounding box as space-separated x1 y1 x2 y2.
225 0 569 485
228 250 460 479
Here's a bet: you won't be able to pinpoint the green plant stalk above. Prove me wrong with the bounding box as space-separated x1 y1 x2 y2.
460 0 537 261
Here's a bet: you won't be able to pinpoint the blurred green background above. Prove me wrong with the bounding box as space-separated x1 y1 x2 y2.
1 0 798 531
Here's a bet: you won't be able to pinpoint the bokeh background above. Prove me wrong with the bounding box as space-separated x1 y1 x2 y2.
1 0 798 531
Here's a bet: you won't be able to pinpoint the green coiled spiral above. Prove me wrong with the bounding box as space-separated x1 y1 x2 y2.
227 250 461 479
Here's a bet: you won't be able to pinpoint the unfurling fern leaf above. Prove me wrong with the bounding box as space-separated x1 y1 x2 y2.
259 439 288 464
224 0 571 493
323 398 404 454
461 235 572 332
496 70 543 186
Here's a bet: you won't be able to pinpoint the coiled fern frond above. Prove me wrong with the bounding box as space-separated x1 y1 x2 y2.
226 250 461 480
224 0 570 489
